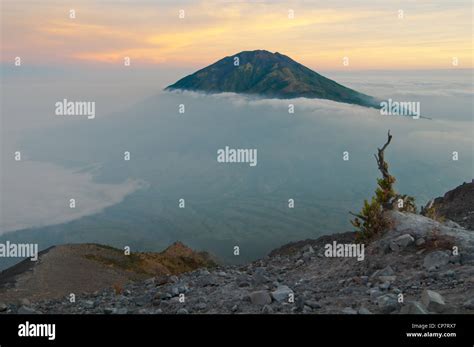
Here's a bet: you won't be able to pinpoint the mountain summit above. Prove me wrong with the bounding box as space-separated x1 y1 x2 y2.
166 50 380 108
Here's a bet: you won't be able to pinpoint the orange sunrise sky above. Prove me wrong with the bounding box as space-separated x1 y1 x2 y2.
1 0 472 70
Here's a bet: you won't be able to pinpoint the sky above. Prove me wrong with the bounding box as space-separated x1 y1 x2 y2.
1 0 472 70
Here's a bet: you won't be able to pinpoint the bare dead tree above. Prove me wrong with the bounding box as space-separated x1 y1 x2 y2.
350 130 416 240
374 130 393 182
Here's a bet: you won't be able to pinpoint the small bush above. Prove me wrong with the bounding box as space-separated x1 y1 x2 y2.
351 131 415 241
351 197 388 242
422 205 445 223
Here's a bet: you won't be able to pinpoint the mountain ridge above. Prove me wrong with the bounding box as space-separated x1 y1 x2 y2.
0 242 216 304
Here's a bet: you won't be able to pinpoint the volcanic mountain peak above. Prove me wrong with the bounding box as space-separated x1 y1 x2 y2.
166 50 380 108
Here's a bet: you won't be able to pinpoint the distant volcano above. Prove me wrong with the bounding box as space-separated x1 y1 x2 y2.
166 50 380 108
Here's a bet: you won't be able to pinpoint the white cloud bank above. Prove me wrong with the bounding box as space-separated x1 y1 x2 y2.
0 161 143 234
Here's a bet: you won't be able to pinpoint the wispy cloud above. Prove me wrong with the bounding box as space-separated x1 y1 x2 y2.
2 0 472 69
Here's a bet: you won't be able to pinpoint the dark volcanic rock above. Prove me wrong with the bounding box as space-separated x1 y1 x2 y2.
427 181 474 229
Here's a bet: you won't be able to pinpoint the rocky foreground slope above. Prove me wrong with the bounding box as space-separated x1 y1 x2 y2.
1 209 473 315
0 242 215 310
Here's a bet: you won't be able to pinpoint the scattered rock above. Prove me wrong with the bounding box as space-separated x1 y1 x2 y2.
262 305 274 314
249 291 272 306
252 267 269 285
462 298 474 310
358 307 372 314
389 243 400 252
421 290 446 313
295 259 304 267
376 294 399 313
18 306 39 314
195 303 207 311
378 275 396 283
83 300 95 309
423 251 450 271
271 285 293 303
401 301 429 314
103 307 117 314
20 298 31 306
341 307 357 314
305 300 321 309
237 274 251 288
171 286 180 296
3 202 473 315
372 266 395 278
444 270 456 278
369 288 383 300
415 238 426 246
393 234 415 249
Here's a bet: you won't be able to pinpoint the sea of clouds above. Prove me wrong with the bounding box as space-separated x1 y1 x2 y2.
1 69 472 246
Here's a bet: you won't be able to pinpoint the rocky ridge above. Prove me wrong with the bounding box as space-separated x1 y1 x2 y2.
2 211 473 315
0 242 215 305
427 181 474 230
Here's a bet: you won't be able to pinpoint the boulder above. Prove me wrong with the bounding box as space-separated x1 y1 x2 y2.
423 251 450 271
415 238 426 246
462 298 474 310
305 300 321 309
376 294 399 313
393 234 415 249
421 289 446 313
249 291 272 305
271 285 294 303
369 288 383 300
